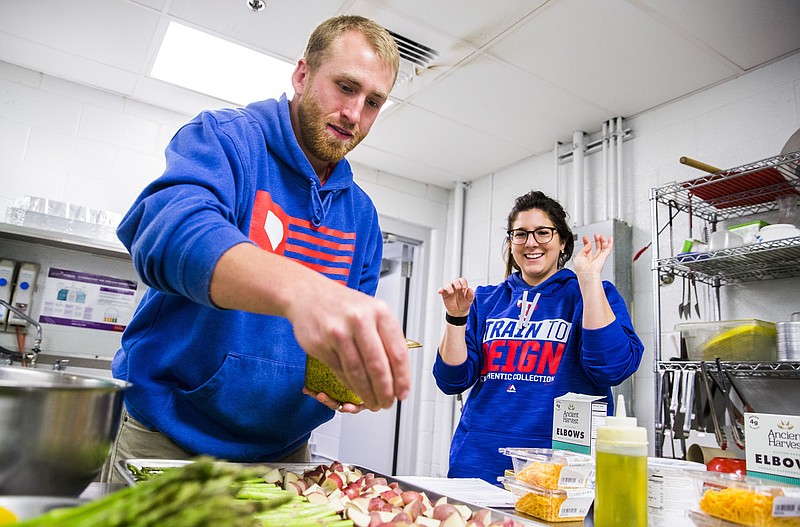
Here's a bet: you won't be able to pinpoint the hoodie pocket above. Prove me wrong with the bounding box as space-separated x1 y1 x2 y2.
176 352 320 439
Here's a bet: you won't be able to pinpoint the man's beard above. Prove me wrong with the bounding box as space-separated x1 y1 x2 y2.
298 93 364 164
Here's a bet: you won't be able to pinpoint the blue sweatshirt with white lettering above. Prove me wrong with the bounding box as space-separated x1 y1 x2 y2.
433 269 644 483
113 95 382 461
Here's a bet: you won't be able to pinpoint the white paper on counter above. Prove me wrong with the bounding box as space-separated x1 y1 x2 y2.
397 476 516 508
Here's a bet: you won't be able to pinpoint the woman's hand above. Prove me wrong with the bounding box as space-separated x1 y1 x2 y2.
438 277 474 316
573 235 616 329
573 234 614 278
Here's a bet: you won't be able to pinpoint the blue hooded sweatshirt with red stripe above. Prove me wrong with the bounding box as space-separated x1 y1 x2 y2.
433 269 644 483
113 95 382 461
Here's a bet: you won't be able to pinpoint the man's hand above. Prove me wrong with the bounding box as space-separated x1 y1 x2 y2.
290 283 410 411
302 387 366 414
210 243 410 413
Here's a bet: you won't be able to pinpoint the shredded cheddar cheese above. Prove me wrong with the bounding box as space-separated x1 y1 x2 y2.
699 486 800 527
516 461 562 490
515 491 576 523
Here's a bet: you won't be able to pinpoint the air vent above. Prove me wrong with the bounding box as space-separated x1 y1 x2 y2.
388 30 438 68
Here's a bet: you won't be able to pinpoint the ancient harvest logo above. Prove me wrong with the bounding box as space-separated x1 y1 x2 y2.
778 421 795 431
249 190 356 284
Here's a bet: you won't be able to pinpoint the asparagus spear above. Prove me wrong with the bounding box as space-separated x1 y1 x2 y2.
13 458 294 527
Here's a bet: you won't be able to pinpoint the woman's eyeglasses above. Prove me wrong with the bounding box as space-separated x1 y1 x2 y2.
507 227 558 245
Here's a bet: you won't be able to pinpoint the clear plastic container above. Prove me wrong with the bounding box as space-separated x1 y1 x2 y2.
727 220 770 245
674 319 777 361
686 471 800 527
502 476 594 523
498 447 594 489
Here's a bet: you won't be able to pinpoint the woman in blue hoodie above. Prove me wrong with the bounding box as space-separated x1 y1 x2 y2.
434 190 644 483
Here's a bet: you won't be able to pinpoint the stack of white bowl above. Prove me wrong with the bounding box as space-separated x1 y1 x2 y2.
777 313 800 360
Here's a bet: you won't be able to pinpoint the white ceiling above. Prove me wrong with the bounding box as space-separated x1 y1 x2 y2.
1 0 799 189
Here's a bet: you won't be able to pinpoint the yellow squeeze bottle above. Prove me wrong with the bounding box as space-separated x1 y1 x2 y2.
593 394 648 527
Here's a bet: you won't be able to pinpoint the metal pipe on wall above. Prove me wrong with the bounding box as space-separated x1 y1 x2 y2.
607 119 618 221
436 180 466 476
615 117 624 220
554 141 561 204
572 130 585 227
602 121 609 221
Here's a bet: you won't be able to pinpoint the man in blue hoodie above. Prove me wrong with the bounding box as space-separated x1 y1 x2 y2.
103 15 409 479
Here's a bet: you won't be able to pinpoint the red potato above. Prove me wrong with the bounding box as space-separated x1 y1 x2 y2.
392 512 412 523
400 490 423 505
348 496 371 513
432 504 459 522
323 472 345 490
346 506 372 527
415 517 441 527
271 462 527 527
262 467 283 485
441 511 467 527
470 509 491 527
381 489 404 507
403 498 425 520
344 483 362 500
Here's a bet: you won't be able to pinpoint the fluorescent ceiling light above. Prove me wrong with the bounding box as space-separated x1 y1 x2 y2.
151 22 295 105
151 21 394 113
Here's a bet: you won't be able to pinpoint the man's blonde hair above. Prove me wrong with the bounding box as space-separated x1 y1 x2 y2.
304 15 400 86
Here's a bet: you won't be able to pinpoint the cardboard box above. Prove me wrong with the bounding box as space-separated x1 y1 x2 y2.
744 412 800 486
552 393 607 455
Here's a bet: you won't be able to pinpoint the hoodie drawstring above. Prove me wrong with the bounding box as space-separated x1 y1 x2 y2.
310 179 336 226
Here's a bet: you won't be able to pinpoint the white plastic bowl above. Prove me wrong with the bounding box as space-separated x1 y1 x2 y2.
755 223 800 242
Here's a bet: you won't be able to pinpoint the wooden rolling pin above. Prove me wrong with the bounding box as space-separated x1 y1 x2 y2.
680 156 722 174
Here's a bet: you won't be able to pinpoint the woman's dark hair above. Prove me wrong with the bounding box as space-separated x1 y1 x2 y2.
504 191 574 278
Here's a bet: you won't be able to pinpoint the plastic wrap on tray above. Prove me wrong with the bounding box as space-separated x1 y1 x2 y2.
502 476 593 523
687 471 800 527
499 447 594 489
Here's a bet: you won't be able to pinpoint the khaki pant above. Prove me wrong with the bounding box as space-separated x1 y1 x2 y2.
101 407 310 483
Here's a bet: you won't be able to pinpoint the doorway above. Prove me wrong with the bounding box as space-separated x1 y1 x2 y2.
309 220 428 475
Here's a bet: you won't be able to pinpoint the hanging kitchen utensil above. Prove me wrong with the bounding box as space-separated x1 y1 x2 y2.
668 369 681 458
714 359 746 450
656 370 669 453
692 369 707 432
686 274 693 319
682 371 695 440
670 370 686 458
700 361 727 450
723 369 755 414
691 273 701 318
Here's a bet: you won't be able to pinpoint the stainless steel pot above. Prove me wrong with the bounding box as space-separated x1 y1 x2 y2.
0 366 130 497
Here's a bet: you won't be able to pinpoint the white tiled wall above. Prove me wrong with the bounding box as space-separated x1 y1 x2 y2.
458 52 800 456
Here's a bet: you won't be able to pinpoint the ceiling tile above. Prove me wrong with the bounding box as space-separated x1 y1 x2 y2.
363 104 535 181
407 54 611 151
639 0 800 70
356 0 549 49
165 0 347 62
348 144 460 189
487 0 740 118
0 0 160 73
